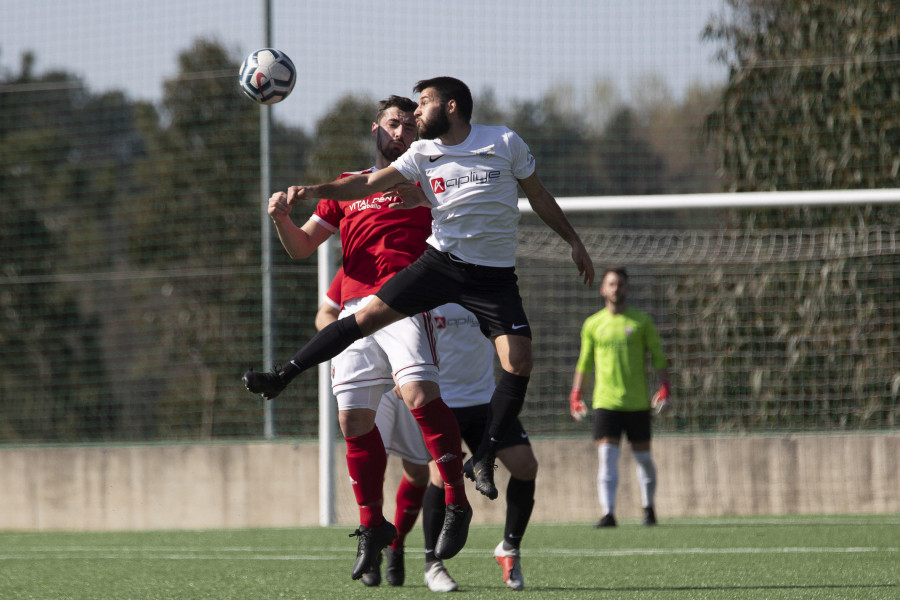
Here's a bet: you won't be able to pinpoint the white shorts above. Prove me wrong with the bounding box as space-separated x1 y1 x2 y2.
374 389 431 465
331 295 440 411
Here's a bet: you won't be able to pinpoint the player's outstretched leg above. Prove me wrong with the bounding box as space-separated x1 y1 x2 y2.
243 314 365 397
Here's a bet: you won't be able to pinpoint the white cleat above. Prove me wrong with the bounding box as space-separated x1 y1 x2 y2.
424 560 458 592
494 540 524 591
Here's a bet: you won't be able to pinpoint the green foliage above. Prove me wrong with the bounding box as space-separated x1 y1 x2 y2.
704 0 900 194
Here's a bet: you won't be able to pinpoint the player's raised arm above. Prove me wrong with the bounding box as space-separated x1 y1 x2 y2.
518 172 595 286
286 167 408 205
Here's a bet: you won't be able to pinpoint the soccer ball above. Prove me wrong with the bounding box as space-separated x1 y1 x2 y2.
238 48 297 105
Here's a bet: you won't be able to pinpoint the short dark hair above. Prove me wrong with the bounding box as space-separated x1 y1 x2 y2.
414 77 473 123
602 267 629 281
376 95 417 122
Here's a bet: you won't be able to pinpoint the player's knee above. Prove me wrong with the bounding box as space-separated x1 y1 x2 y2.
501 447 538 481
516 453 538 481
398 380 440 409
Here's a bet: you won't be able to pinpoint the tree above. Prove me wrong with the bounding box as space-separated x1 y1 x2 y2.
704 0 900 199
0 52 117 441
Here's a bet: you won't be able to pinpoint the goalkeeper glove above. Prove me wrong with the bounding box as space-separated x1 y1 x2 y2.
651 381 671 415
569 388 588 421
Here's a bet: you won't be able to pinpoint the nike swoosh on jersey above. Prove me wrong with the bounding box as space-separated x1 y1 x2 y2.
429 155 444 162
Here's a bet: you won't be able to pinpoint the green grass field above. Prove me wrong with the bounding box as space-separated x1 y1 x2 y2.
1 515 897 599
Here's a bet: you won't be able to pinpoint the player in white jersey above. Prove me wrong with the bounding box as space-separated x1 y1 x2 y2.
246 76 594 505
244 96 471 581
420 303 538 591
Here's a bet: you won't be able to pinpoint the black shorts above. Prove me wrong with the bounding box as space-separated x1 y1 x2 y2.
592 408 652 443
451 403 531 455
376 247 531 339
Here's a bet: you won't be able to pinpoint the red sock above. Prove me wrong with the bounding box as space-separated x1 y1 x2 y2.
392 477 426 549
410 398 468 509
345 426 387 528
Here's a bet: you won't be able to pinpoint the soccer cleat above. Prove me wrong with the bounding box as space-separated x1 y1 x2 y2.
424 560 458 592
349 520 397 580
360 550 383 587
462 452 498 500
384 546 405 586
242 366 288 400
643 506 657 526
493 541 525 591
594 513 617 528
434 503 472 560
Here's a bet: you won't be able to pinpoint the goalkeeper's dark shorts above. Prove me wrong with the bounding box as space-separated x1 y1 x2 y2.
376 246 531 340
592 408 652 443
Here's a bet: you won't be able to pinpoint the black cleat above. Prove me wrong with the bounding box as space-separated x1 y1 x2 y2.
242 366 288 399
594 513 617 528
360 550 383 587
349 521 397 581
435 503 472 560
643 506 657 526
463 452 498 500
384 546 405 587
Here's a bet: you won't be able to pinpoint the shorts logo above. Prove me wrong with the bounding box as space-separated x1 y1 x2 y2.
435 452 457 464
431 178 446 194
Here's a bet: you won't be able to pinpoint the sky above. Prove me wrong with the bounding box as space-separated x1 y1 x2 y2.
1 0 728 131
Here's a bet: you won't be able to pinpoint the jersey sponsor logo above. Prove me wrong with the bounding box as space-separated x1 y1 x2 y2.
346 197 387 212
434 315 479 329
471 145 495 156
429 170 501 194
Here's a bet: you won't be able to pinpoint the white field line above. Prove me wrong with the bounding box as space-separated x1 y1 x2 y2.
0 546 895 561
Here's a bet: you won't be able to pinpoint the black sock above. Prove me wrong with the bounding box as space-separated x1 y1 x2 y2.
486 370 530 445
281 315 363 382
504 477 535 549
422 483 445 564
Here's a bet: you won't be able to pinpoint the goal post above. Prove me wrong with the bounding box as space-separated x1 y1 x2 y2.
515 188 900 435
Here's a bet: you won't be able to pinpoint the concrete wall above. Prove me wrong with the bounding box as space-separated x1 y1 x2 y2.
0 434 897 531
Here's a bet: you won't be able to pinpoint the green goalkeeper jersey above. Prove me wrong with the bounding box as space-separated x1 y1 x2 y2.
574 306 668 411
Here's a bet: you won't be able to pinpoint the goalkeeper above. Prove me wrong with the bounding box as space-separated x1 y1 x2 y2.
569 267 670 528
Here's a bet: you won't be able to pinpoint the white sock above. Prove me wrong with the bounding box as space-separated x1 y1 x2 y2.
633 449 657 508
597 444 620 515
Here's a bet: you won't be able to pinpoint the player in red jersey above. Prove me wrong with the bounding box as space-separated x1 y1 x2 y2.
249 96 471 580
317 268 432 588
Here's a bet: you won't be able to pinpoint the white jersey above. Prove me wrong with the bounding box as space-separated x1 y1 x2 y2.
431 303 495 408
391 124 536 267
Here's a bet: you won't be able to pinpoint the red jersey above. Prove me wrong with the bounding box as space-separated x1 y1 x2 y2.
312 168 432 306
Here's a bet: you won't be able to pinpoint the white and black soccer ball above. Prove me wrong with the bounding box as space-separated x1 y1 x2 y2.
238 48 297 105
